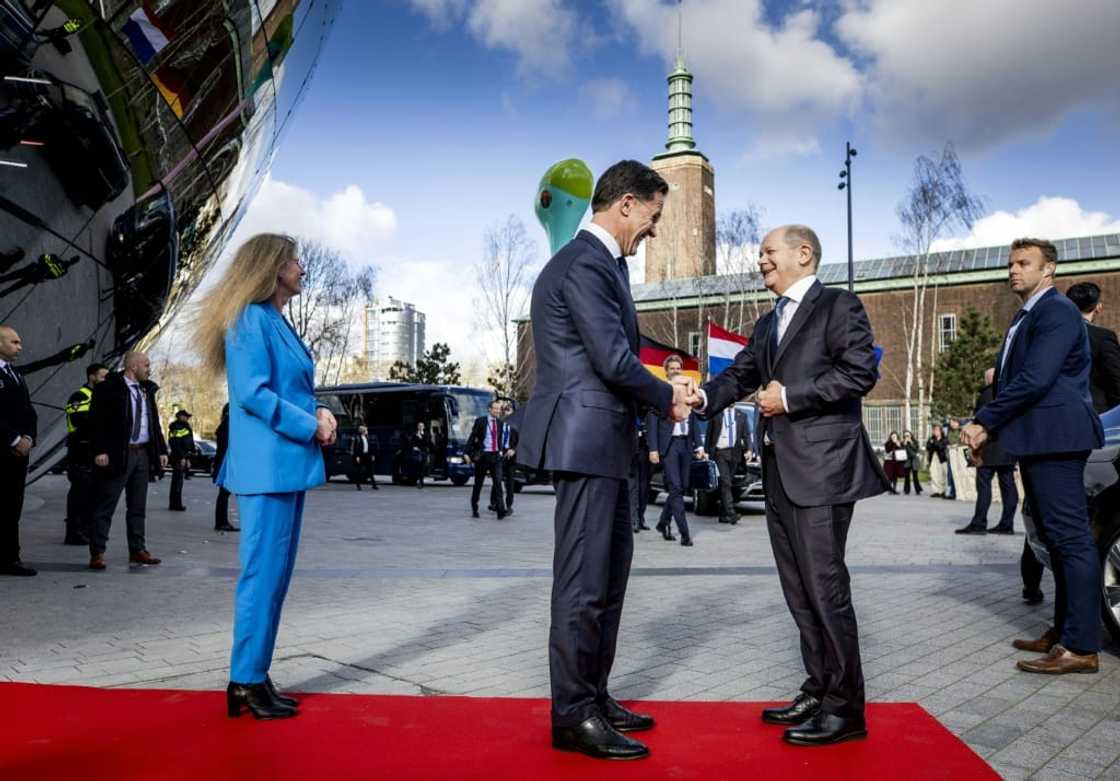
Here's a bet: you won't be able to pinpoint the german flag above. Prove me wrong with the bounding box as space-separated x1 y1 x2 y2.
639 335 702 384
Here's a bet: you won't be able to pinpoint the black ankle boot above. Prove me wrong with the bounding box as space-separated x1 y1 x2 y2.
266 675 299 707
226 682 297 719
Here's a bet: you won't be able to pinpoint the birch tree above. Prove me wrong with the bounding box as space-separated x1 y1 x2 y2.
894 143 984 436
715 207 762 333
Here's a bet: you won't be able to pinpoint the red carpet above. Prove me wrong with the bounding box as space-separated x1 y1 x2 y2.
0 683 996 780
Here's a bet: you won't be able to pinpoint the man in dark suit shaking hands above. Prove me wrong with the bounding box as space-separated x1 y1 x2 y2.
689 225 887 746
963 239 1104 675
518 160 694 760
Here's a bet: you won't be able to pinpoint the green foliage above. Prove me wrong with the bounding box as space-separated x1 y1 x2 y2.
931 308 1002 420
388 343 461 385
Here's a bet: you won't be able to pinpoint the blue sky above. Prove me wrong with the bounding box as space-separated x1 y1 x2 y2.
227 0 1120 374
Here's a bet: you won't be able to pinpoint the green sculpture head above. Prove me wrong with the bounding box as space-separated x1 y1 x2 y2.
534 159 593 256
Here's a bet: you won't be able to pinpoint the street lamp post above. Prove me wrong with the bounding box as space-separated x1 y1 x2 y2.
837 141 858 292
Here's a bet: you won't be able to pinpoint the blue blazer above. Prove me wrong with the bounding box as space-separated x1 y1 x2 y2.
976 288 1103 457
217 302 326 494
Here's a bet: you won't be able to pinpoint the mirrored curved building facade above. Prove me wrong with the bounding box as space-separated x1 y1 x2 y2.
1 0 341 480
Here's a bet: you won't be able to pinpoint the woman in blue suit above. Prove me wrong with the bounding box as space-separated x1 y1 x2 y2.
193 234 337 719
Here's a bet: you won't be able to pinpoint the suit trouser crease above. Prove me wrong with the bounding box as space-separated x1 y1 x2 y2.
971 466 1018 528
763 448 864 717
230 491 305 683
1019 455 1100 653
659 437 691 540
90 449 149 555
1 455 28 563
550 473 633 727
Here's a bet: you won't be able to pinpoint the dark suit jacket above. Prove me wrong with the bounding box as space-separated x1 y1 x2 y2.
518 230 673 480
466 415 507 460
1087 322 1120 413
0 363 36 448
646 411 702 456
704 407 749 455
88 371 167 477
700 279 887 506
977 288 1103 457
213 416 228 480
972 385 1014 467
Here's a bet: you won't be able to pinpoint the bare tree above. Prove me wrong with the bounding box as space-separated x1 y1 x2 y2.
474 215 538 398
894 143 984 436
286 237 376 385
715 207 763 333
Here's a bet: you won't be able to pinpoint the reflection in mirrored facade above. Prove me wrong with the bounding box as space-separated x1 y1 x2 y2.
1 1 340 480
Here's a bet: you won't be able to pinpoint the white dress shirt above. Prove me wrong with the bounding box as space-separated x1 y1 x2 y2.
583 222 623 262
999 285 1051 373
671 418 689 437
124 377 150 445
717 408 736 449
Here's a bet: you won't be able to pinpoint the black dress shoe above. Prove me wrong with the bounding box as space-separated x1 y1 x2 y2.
637 522 650 530
471 510 480 519
226 682 297 720
0 562 37 576
215 524 240 532
601 697 655 733
955 525 986 535
761 693 821 725
266 675 298 708
552 715 649 760
1022 588 1045 605
497 510 508 520
680 538 693 547
783 712 867 746
170 506 187 512
987 526 1014 534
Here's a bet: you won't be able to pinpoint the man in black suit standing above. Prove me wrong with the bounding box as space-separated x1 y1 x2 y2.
690 224 887 746
0 325 38 576
629 416 652 533
646 354 704 546
466 399 508 519
518 160 693 760
705 402 750 525
957 368 1019 535
500 400 518 514
212 403 238 531
87 351 168 570
1067 282 1120 413
350 425 379 491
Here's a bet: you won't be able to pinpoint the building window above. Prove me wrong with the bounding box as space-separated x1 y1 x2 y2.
688 331 701 357
938 314 957 353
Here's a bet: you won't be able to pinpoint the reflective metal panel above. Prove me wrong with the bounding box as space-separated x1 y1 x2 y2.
1 0 341 480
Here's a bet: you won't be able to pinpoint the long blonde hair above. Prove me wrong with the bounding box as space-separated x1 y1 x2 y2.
192 233 296 376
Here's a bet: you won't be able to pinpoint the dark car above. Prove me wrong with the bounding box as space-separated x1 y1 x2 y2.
188 439 217 476
1023 404 1120 645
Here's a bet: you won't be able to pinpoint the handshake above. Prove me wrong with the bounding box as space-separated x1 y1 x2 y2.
669 375 704 422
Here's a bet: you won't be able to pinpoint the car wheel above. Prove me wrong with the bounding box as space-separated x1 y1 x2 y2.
451 476 469 486
512 482 523 494
1100 524 1120 648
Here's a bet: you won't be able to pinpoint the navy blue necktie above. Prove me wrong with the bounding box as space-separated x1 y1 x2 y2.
772 296 790 348
617 258 630 287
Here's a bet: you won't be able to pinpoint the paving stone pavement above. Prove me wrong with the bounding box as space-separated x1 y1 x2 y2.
4 474 1120 779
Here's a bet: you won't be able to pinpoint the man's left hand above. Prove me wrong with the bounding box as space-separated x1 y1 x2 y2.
159 454 169 469
694 448 707 461
961 422 988 451
757 381 786 418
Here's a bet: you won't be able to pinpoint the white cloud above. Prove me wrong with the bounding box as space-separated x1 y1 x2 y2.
615 0 861 137
836 0 1120 150
581 77 637 120
407 0 578 76
932 196 1120 251
234 176 397 260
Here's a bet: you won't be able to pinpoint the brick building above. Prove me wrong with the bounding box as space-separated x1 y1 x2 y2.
516 233 1120 443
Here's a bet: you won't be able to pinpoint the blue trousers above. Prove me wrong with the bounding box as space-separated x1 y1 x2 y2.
1019 454 1100 654
230 491 305 683
658 437 692 541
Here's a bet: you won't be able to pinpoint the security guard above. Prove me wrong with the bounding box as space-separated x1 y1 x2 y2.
167 409 194 511
63 362 108 545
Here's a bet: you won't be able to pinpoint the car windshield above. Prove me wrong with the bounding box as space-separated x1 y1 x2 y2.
449 391 492 442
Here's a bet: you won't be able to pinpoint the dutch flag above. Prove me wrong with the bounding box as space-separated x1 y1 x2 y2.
122 4 171 65
707 321 748 379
